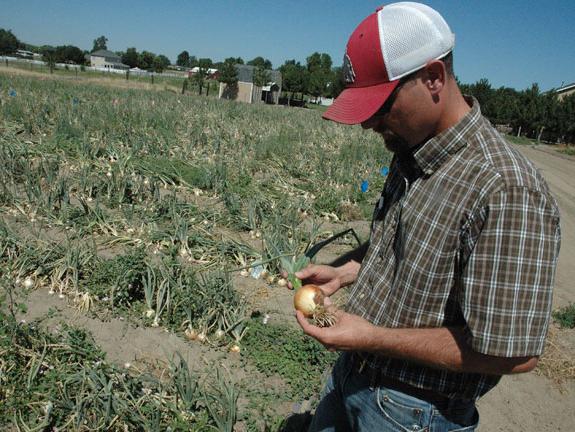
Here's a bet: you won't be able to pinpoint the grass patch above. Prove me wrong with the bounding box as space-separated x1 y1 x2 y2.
559 146 575 156
505 134 537 146
552 303 575 329
305 103 329 113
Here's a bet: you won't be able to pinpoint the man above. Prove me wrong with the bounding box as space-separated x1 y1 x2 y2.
293 2 561 431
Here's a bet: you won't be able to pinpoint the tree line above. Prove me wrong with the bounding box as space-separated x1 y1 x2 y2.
461 79 575 144
1 30 173 73
1 28 572 142
212 52 344 105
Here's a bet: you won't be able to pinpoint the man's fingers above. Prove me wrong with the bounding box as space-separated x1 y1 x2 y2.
294 264 314 280
295 311 336 352
295 311 321 337
295 310 311 331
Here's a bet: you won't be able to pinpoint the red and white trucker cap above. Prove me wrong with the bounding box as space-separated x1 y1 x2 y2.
323 2 455 125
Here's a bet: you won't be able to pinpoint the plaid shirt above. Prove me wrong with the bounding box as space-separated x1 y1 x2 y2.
347 98 561 400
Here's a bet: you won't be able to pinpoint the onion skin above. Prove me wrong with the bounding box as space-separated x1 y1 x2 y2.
294 284 324 318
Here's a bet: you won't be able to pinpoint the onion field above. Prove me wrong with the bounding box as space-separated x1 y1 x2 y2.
0 69 392 431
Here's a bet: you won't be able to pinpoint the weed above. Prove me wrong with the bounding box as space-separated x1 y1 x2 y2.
552 303 575 329
86 246 148 307
241 318 337 400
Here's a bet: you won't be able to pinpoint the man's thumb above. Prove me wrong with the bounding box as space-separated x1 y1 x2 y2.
294 266 311 279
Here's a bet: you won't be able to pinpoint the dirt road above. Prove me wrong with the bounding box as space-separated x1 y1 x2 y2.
477 144 575 431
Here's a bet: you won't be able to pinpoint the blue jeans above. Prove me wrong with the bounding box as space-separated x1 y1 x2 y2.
309 353 479 432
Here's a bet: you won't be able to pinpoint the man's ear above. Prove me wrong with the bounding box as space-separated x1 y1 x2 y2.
423 60 446 95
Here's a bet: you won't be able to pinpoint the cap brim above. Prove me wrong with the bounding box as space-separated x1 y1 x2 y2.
322 80 400 125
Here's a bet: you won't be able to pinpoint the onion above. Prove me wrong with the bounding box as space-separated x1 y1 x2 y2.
185 327 198 341
294 284 324 318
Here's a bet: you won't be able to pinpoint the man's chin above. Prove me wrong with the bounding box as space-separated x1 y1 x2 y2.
378 130 407 153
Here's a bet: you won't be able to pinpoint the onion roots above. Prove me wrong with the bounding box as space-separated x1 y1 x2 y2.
294 284 337 327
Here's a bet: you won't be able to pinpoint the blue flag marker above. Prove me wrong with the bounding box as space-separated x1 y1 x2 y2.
361 180 369 193
380 166 389 176
9 89 16 97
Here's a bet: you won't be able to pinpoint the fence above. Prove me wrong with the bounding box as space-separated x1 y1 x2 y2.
0 56 186 79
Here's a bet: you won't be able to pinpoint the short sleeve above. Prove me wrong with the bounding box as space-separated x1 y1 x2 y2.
459 187 561 357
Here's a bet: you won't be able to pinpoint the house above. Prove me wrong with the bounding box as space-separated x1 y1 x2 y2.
15 49 39 59
555 82 575 101
89 49 129 70
189 67 219 79
218 64 282 104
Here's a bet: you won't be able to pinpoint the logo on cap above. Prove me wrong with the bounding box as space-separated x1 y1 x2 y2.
342 53 356 84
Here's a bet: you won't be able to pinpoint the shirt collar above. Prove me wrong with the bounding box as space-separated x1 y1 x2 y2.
410 96 482 176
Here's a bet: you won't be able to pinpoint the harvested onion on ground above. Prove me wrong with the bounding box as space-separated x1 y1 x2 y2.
294 284 337 327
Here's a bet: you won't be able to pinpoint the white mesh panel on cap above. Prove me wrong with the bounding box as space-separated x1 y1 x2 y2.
378 2 455 81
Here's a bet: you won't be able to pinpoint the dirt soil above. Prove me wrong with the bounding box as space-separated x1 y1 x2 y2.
18 143 575 430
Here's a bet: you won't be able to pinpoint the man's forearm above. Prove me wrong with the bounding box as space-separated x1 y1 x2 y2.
368 326 538 376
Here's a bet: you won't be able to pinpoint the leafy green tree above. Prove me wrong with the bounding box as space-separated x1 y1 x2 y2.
280 60 309 105
53 45 85 64
0 28 20 55
191 58 213 95
467 78 493 108
153 54 171 73
139 51 156 70
176 50 190 67
218 58 239 99
487 87 521 126
189 55 198 68
557 94 575 143
247 56 272 70
253 66 271 87
516 84 545 138
40 46 56 73
122 47 139 68
198 57 213 68
306 52 333 99
92 35 108 52
326 66 345 98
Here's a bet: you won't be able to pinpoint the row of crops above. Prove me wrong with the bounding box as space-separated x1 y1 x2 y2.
0 70 391 430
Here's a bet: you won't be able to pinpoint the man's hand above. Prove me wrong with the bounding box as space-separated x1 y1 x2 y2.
289 264 342 296
283 260 361 296
296 309 378 352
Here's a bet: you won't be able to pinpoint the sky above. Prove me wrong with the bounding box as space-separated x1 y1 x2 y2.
1 0 574 91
